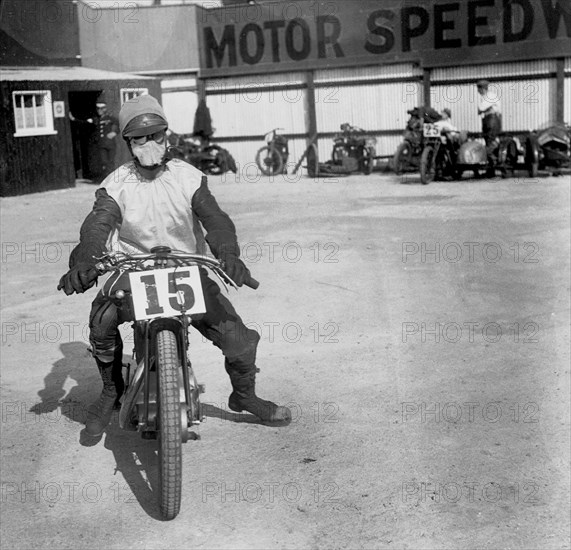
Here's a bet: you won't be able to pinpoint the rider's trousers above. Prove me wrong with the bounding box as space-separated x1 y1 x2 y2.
88 271 260 372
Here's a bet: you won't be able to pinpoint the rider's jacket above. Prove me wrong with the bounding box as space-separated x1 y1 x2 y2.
69 158 240 269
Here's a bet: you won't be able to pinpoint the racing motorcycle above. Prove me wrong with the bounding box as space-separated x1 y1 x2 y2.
93 246 258 520
255 128 289 176
393 106 442 175
419 123 460 184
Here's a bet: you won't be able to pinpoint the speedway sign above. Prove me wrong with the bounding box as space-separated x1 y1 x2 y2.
197 0 571 77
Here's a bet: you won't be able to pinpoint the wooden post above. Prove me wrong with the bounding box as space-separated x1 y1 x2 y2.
305 70 317 147
556 58 564 123
423 68 431 107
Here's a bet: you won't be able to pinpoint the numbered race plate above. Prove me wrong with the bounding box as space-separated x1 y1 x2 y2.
423 123 440 138
129 266 206 321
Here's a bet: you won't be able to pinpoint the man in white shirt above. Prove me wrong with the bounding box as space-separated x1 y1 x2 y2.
477 80 502 176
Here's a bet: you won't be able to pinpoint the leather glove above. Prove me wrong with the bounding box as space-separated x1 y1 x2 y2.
57 262 98 295
223 255 250 287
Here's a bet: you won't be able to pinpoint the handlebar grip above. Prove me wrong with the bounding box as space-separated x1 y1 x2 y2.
245 276 259 290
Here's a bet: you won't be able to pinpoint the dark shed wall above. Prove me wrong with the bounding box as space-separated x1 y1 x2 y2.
1 80 75 196
1 78 161 197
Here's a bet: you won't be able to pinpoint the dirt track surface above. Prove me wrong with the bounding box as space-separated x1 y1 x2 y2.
1 171 570 549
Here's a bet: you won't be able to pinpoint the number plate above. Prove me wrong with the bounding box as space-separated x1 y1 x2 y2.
129 266 206 321
423 123 440 137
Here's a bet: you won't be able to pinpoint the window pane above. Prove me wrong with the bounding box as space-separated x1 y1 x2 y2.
15 106 23 130
35 95 46 127
24 99 35 127
13 91 53 135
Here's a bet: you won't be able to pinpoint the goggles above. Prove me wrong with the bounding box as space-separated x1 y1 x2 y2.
129 130 166 146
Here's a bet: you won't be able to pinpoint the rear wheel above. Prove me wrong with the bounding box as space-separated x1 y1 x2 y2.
420 145 436 184
256 146 283 176
305 144 319 178
393 142 412 175
157 330 182 521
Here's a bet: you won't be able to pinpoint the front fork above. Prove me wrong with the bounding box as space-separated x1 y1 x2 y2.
121 317 204 441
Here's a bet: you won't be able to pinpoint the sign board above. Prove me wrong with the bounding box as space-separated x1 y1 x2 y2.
53 101 65 118
197 0 571 77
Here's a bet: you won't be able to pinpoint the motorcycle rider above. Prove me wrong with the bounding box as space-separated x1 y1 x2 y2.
477 79 502 176
58 94 291 437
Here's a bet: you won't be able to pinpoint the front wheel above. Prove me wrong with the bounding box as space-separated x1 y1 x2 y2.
420 145 436 184
360 146 375 175
393 141 412 175
157 330 182 521
256 146 284 176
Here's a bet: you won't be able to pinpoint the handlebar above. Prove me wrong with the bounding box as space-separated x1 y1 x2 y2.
94 250 259 290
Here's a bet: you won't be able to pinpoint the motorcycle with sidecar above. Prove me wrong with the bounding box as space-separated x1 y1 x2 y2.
167 131 237 175
419 123 520 184
525 122 571 177
329 123 376 175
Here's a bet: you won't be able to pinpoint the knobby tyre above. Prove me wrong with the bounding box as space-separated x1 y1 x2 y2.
157 329 182 521
420 146 436 184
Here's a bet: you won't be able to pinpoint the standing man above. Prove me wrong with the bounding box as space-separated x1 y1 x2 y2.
94 97 119 180
476 80 502 177
69 92 119 182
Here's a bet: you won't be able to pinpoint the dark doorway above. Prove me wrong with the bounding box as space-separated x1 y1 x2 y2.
68 90 101 180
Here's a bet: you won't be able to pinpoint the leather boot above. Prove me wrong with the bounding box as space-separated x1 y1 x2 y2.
226 361 290 422
85 354 125 437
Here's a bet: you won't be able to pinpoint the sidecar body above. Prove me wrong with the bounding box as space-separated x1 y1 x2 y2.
454 139 488 178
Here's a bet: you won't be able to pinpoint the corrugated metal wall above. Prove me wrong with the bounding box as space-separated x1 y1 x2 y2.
431 60 558 133
314 64 422 163
200 58 570 172
205 73 307 170
162 77 199 134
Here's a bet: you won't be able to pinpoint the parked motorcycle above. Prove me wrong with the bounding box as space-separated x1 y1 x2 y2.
167 131 237 175
255 128 289 176
420 123 520 184
393 106 442 175
419 124 461 184
93 247 258 520
525 122 571 176
330 123 376 175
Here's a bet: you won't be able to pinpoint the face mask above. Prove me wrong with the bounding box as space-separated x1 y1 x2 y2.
132 140 166 167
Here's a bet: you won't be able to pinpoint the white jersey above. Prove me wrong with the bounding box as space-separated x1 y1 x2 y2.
100 159 207 255
479 93 501 117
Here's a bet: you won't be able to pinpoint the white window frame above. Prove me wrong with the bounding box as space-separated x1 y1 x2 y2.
120 88 149 104
13 90 57 137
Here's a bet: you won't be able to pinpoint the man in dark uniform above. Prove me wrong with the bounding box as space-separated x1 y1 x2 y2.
70 93 119 181
94 100 119 179
476 79 502 177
